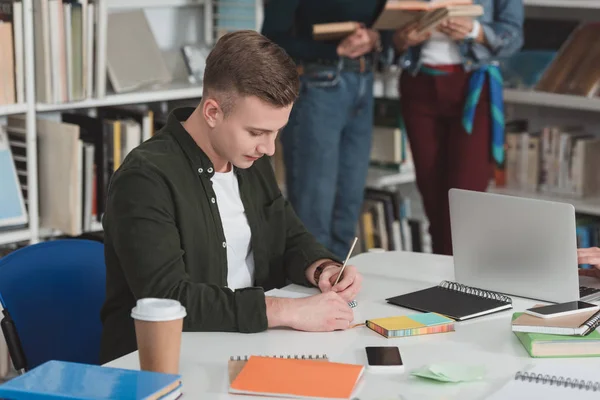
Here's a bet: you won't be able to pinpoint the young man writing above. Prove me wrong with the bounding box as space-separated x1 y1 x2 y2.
99 30 362 364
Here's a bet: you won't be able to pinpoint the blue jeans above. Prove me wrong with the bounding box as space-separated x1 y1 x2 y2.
281 66 374 259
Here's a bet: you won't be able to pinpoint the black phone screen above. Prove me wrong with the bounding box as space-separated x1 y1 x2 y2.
365 346 403 366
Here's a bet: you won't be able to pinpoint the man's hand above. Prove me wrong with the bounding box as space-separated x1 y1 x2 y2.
266 292 354 331
437 17 475 41
578 247 600 279
317 264 362 302
337 27 380 59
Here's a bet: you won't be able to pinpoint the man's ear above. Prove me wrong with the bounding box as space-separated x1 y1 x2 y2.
202 98 221 128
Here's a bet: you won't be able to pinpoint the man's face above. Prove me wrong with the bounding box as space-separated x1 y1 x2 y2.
209 95 292 169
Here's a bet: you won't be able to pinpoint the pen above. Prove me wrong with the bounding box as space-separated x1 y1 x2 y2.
333 236 358 287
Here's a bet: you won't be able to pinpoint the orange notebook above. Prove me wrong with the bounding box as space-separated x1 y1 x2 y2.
229 356 364 399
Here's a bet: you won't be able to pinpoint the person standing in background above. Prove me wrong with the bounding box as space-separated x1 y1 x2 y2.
262 0 388 259
393 0 524 255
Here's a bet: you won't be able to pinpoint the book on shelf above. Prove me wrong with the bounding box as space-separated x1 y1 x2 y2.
3 110 150 237
502 120 600 199
33 0 95 104
535 22 600 98
0 124 28 230
0 0 24 105
106 10 172 94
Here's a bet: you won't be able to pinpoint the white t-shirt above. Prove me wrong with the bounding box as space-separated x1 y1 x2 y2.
421 17 481 66
211 167 255 290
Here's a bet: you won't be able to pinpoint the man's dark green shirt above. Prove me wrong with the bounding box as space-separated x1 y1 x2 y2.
99 107 339 363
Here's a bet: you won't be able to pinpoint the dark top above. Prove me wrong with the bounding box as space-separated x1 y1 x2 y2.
99 107 339 363
261 0 387 62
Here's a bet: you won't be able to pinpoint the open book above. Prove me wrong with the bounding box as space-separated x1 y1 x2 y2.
373 0 483 33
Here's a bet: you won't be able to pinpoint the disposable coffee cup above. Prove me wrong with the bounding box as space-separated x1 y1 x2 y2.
131 298 187 374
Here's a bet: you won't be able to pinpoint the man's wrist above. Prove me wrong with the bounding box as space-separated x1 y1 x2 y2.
313 260 342 286
266 296 293 328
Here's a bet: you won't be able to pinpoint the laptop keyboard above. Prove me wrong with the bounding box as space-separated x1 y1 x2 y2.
580 286 600 301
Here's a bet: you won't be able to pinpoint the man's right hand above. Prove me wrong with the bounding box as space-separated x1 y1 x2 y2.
266 292 354 332
578 247 600 279
393 24 432 52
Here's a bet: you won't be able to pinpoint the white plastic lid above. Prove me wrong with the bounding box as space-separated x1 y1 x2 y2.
131 298 187 322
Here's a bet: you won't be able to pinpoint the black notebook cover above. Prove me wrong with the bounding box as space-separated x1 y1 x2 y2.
386 281 513 321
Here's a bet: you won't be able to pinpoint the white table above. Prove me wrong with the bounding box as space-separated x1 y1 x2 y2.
106 251 600 400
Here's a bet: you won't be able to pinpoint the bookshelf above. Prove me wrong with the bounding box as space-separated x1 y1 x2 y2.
36 81 204 112
0 0 263 248
489 186 600 217
0 229 32 247
0 104 29 116
503 89 600 112
367 164 415 189
523 0 600 9
106 0 206 9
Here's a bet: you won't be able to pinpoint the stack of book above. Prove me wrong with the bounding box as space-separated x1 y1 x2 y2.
511 306 600 358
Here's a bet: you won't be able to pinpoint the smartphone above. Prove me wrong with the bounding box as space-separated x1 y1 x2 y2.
523 301 600 319
365 346 404 373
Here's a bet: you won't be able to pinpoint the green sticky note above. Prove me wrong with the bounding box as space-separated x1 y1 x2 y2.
411 363 486 383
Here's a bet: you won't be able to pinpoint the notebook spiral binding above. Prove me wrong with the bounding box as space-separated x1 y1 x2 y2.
583 311 600 330
515 371 600 392
229 354 328 361
440 280 512 304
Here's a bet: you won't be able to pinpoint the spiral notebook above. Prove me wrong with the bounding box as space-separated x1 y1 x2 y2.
386 281 513 321
228 355 364 399
486 365 600 399
228 354 329 383
512 307 600 336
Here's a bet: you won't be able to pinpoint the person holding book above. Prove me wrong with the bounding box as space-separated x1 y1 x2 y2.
579 247 600 278
261 1 389 259
392 0 524 255
99 31 362 364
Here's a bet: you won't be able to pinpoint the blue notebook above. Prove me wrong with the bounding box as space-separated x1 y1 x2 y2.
0 360 182 400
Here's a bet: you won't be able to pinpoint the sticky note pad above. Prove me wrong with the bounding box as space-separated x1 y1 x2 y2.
366 313 455 338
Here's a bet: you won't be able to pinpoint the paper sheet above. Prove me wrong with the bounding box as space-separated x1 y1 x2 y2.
411 363 486 383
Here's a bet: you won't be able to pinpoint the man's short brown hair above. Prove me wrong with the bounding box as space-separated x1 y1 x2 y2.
203 30 299 114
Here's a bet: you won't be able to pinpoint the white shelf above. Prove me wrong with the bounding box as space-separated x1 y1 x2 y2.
107 0 205 9
0 103 28 116
524 0 600 9
489 186 600 216
367 164 416 189
0 228 31 246
503 89 600 112
36 81 203 112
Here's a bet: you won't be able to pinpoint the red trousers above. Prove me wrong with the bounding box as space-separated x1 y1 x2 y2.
400 67 493 256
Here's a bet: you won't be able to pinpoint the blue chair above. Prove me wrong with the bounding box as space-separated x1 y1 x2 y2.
0 239 106 370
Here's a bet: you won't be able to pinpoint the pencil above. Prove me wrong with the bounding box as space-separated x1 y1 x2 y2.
333 236 358 287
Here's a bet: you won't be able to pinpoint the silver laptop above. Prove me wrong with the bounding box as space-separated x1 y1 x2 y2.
449 188 600 303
